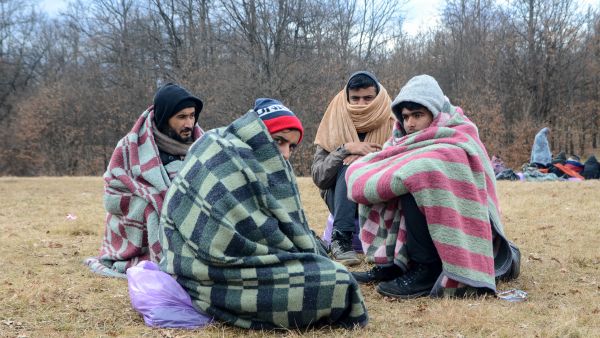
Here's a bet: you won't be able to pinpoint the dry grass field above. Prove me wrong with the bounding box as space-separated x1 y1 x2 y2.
1 176 599 337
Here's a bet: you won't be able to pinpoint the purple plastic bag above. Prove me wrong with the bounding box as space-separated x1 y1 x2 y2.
126 261 213 328
322 213 363 253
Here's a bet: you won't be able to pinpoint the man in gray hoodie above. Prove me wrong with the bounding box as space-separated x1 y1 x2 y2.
351 75 439 287
350 75 520 299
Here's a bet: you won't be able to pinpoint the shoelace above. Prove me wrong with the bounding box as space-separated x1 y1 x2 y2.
339 239 353 252
368 266 385 277
333 232 354 252
396 264 426 286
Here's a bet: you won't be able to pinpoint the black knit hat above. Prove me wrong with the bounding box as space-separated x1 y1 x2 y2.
153 83 203 129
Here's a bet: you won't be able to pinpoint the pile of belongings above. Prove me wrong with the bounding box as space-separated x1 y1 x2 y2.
582 155 600 179
492 153 600 182
497 127 600 181
492 155 520 181
548 152 600 180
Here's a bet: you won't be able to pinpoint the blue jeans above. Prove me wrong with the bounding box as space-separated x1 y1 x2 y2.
324 165 357 233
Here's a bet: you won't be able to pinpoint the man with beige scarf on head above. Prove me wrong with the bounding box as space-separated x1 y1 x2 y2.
312 71 395 266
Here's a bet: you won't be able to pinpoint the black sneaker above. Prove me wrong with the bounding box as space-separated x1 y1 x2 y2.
330 230 360 266
352 265 403 284
376 261 442 299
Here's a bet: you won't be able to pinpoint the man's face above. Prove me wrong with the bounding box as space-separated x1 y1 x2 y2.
271 129 301 160
401 107 434 134
166 107 196 142
348 86 377 105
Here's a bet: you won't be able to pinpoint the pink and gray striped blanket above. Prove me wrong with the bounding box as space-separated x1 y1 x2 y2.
85 108 203 278
346 102 516 295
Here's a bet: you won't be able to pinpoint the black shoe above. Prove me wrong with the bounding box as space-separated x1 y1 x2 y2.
352 265 403 284
376 262 442 299
330 230 360 266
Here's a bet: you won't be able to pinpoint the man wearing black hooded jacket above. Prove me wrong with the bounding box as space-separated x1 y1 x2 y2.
84 83 205 277
152 83 204 165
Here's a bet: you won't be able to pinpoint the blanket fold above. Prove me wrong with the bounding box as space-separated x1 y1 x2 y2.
159 111 367 329
85 108 203 278
347 102 517 296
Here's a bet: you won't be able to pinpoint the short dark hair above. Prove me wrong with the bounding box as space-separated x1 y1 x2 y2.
399 101 427 112
347 74 379 94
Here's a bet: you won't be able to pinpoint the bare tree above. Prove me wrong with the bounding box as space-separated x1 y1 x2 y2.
354 0 403 66
2 0 599 175
0 0 47 122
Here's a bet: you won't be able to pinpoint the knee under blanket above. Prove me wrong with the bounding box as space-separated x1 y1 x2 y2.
346 102 516 296
85 108 203 278
159 111 368 329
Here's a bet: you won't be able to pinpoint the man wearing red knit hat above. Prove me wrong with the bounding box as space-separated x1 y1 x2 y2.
254 98 304 160
158 98 368 329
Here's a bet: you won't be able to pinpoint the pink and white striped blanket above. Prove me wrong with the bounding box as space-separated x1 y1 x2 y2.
85 108 203 278
346 103 509 295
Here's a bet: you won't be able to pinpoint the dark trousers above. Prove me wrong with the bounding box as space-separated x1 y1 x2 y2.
324 165 357 233
400 194 441 264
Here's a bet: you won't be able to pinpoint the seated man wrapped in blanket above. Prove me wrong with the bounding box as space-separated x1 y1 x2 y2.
159 98 368 329
347 75 521 299
85 83 205 278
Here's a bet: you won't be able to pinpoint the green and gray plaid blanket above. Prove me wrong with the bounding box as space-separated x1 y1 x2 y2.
159 111 368 329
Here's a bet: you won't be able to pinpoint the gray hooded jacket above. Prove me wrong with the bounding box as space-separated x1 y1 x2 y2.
391 74 445 135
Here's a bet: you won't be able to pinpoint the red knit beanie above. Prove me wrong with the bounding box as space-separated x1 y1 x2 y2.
254 98 304 142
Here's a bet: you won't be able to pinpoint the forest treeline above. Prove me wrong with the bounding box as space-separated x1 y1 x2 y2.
1 0 598 176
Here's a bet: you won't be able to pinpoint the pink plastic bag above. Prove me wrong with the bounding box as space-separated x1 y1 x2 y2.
126 261 212 328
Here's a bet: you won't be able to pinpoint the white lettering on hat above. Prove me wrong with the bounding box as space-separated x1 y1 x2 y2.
255 104 293 118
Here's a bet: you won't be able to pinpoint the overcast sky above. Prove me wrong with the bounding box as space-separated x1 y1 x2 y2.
40 0 599 36
402 0 443 36
38 0 444 36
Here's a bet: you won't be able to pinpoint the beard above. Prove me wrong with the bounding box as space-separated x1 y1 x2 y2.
164 126 193 143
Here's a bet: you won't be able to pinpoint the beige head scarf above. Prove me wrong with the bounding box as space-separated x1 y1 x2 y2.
314 82 395 152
